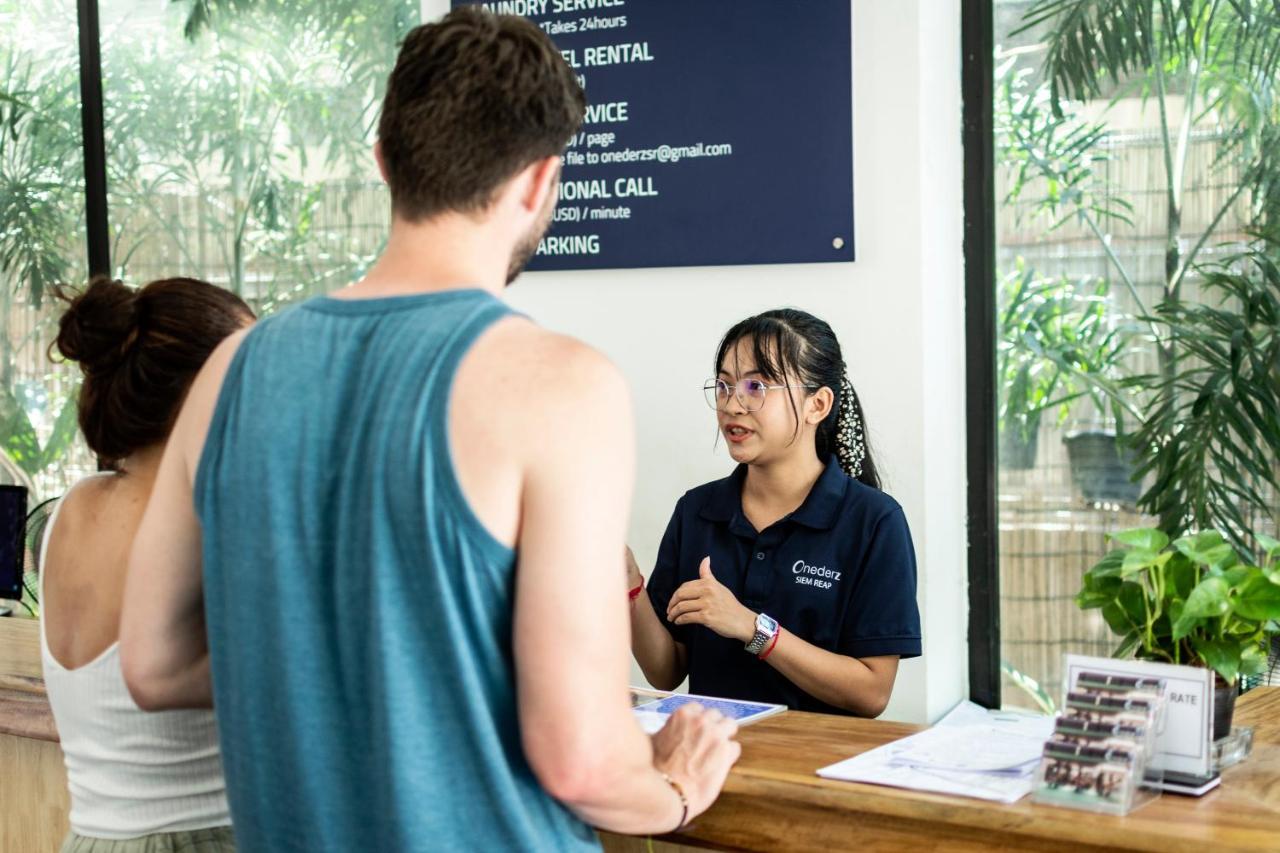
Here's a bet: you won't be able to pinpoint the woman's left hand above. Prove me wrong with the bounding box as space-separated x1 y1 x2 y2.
667 557 757 643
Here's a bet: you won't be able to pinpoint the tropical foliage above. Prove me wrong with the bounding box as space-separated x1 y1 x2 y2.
1003 0 1280 546
0 0 416 493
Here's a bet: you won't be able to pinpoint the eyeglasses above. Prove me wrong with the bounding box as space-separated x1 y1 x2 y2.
703 378 818 412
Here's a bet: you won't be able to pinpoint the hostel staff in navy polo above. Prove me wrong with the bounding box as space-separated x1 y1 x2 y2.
639 457 921 716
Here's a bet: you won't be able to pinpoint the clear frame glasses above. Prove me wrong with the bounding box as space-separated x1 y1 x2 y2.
703 378 818 412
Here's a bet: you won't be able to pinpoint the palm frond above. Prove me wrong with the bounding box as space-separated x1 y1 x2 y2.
1017 0 1159 114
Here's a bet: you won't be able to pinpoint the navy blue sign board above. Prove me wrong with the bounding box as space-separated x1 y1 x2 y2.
451 0 854 271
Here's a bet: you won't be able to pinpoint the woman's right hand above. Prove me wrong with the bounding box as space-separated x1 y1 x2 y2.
650 703 741 821
625 546 644 590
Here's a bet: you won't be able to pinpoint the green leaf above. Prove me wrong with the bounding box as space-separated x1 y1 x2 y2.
1166 554 1196 600
1084 571 1122 599
1087 550 1126 578
1204 544 1241 571
1168 599 1185 636
1112 630 1142 659
1175 531 1225 560
1190 636 1241 684
1121 548 1166 576
1111 528 1169 552
1184 576 1231 618
1077 591 1112 610
1222 566 1258 590
1258 533 1280 567
1102 602 1133 635
1240 643 1269 677
1231 576 1280 621
1179 537 1240 571
1174 576 1230 640
1117 581 1146 623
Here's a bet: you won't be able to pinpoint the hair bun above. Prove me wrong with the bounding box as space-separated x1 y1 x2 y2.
54 278 141 373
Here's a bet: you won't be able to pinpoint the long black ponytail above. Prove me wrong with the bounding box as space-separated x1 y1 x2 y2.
713 308 880 489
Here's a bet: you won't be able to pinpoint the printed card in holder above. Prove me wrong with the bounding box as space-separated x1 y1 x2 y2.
1060 688 1159 761
1032 661 1167 815
1052 715 1152 771
1034 739 1147 814
1064 655 1213 778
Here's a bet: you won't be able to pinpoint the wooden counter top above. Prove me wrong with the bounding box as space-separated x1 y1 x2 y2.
0 617 56 742
5 612 1280 851
642 687 1280 853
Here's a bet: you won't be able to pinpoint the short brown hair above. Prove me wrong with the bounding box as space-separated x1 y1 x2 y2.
53 277 255 466
377 7 585 221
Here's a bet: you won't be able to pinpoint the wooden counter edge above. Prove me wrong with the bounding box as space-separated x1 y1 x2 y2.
6 608 1280 852
655 765 1280 853
646 688 1280 853
0 617 58 743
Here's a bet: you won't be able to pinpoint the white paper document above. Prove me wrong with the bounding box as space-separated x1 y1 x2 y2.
816 701 1054 804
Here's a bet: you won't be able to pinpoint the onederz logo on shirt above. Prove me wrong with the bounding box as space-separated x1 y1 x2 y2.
792 560 841 590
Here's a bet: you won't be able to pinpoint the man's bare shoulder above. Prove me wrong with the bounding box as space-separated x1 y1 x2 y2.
449 315 633 542
175 327 253 479
469 316 629 415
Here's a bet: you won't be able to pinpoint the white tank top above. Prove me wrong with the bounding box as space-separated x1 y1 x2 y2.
39 475 232 840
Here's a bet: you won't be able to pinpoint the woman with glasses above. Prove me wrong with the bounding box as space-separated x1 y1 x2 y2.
627 309 920 717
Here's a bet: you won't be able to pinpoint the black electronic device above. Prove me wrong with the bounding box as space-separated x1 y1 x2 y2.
0 485 29 604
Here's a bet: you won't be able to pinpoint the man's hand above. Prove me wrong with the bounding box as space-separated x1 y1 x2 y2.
666 558 757 643
650 703 741 820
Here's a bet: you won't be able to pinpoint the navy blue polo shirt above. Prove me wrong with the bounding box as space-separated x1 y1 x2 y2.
646 456 921 716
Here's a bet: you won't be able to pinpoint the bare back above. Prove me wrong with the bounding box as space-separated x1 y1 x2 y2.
43 472 154 669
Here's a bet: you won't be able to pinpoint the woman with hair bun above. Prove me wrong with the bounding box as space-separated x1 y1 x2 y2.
40 276 253 853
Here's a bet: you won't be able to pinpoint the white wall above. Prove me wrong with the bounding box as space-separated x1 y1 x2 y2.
423 0 967 724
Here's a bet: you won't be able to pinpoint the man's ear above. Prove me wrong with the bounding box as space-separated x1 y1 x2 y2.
373 140 389 185
520 155 562 212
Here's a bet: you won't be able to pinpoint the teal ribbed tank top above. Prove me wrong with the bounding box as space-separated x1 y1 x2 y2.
194 289 599 853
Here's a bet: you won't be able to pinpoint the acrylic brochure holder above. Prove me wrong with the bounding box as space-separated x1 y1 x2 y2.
1031 670 1164 815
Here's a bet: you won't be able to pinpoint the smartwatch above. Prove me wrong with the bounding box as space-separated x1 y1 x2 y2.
744 613 780 656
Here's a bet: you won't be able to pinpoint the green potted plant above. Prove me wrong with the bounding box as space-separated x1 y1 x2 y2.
998 260 1128 472
1077 527 1280 740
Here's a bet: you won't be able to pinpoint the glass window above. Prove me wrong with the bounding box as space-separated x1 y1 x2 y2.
994 0 1279 708
0 0 92 502
100 0 419 309
0 0 418 613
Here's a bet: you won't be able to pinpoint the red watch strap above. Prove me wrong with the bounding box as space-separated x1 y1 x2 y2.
759 629 781 661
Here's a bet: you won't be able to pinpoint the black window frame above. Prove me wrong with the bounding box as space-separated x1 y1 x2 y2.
76 0 111 277
963 0 1000 709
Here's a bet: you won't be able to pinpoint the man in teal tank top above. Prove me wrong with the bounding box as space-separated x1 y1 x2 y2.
119 8 740 852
